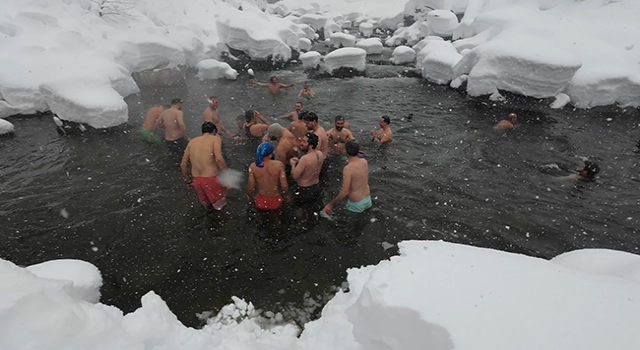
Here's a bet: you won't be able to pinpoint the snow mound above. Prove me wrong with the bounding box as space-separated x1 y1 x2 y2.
298 14 328 31
359 22 374 37
197 59 238 80
324 48 367 73
566 68 640 108
422 49 462 84
404 0 456 21
300 51 322 70
550 93 571 109
416 39 457 68
299 38 312 52
329 32 357 48
385 21 429 47
115 37 186 73
40 79 129 129
356 38 383 55
427 9 459 37
0 118 15 135
391 46 416 65
551 248 640 283
298 240 640 350
26 259 102 304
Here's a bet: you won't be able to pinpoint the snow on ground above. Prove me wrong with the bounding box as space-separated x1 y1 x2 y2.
26 259 102 303
324 48 367 73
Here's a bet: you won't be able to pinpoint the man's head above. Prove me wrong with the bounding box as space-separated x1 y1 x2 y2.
236 114 245 129
302 132 319 151
334 115 346 131
268 123 284 139
270 76 277 83
295 102 303 112
202 121 217 135
380 115 391 128
245 109 256 123
508 113 517 123
302 111 319 131
579 160 600 179
255 142 275 168
209 96 219 109
171 98 184 110
345 140 360 157
303 82 310 89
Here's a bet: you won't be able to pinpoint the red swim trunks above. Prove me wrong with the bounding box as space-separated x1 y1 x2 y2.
193 176 226 210
255 193 283 211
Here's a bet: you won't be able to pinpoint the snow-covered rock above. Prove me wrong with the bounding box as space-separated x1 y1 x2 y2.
329 32 357 48
412 36 444 53
196 59 238 80
298 14 328 31
550 93 571 109
566 68 640 108
300 51 322 70
416 39 456 68
323 19 342 39
359 22 374 37
404 0 455 21
296 24 316 40
115 37 186 73
426 9 459 37
391 46 416 65
324 48 367 73
298 38 312 52
0 118 15 135
385 21 429 47
356 38 383 55
422 49 462 84
27 259 102 304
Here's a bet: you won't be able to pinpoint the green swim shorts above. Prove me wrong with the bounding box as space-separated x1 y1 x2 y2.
141 129 162 144
346 196 372 213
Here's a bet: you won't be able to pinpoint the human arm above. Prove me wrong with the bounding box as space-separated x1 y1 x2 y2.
278 111 295 119
177 113 189 140
213 138 227 172
254 110 270 126
250 79 268 87
346 130 355 140
278 163 290 201
323 168 352 212
378 130 393 144
289 157 303 180
180 145 192 188
280 83 294 89
246 167 256 202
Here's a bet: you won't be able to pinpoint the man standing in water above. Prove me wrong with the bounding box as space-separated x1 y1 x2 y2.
298 82 315 98
370 115 393 144
141 105 167 144
323 140 372 214
264 123 297 165
290 133 325 207
302 112 328 158
243 109 271 140
181 122 228 211
247 142 290 212
288 110 308 142
202 96 232 137
278 102 304 121
327 115 355 156
250 76 294 94
495 113 517 129
156 98 190 152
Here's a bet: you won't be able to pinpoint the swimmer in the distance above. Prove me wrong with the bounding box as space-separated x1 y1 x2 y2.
495 113 517 130
370 115 393 144
298 82 315 98
250 76 294 94
559 160 600 181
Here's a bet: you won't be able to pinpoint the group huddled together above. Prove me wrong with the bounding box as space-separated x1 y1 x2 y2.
140 80 393 216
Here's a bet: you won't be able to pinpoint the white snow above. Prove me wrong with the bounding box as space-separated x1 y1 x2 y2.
298 14 328 31
422 49 463 84
426 9 459 37
391 46 416 65
550 93 571 109
329 32 357 48
300 51 322 70
356 38 383 55
0 118 15 135
385 21 429 47
197 59 238 80
359 22 374 37
551 248 640 283
298 38 312 52
324 48 367 73
26 259 103 304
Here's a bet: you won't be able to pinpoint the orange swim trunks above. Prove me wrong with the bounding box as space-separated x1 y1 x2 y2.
193 176 226 210
255 193 283 211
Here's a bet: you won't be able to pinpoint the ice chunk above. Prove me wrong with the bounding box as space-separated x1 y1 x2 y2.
0 118 15 135
412 36 444 53
329 32 356 48
359 22 374 37
27 259 102 304
550 93 571 109
391 46 416 65
300 51 322 70
196 59 238 80
426 10 459 37
356 38 383 55
566 67 640 108
324 48 367 73
385 21 429 47
450 74 468 89
405 0 454 21
219 169 243 189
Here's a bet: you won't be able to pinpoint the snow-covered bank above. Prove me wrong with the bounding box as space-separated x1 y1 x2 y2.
3 241 640 349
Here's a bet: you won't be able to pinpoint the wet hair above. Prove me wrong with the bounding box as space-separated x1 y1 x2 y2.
298 110 309 119
302 111 318 123
346 140 360 157
269 76 277 83
295 101 303 106
583 160 600 178
335 115 345 122
245 110 255 122
381 115 391 125
202 122 217 134
305 133 319 149
171 98 183 105
209 96 218 100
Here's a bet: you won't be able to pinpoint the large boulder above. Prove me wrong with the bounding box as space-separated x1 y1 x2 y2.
356 38 383 55
391 46 416 65
324 47 367 73
300 51 322 70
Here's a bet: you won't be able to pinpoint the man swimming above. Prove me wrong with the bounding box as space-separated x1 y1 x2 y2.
247 142 290 212
560 160 600 181
156 98 190 152
250 76 294 94
298 82 315 98
290 133 325 207
323 141 371 214
202 96 232 137
264 123 297 165
141 105 167 144
278 102 303 121
180 122 228 211
370 115 393 144
327 115 355 155
243 109 270 140
495 113 517 129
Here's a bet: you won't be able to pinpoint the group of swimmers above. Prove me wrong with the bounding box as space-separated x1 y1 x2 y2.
140 79 394 215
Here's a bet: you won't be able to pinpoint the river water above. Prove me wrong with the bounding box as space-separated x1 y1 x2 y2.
1 65 639 327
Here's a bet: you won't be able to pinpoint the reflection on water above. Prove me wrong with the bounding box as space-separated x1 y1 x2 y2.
1 67 640 327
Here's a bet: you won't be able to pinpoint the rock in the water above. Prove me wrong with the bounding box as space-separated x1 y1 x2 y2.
356 38 383 55
196 59 238 80
391 46 416 65
0 118 15 135
324 47 367 74
329 32 357 48
300 51 322 70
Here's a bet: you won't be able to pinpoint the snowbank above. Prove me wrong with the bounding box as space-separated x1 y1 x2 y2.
299 38 312 52
324 48 367 73
0 118 15 135
356 38 383 55
426 10 459 37
385 21 429 47
359 22 374 37
329 32 357 48
300 51 322 70
197 59 238 80
391 46 416 65
26 259 102 304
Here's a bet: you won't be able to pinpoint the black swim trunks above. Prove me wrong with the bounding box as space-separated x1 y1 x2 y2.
294 183 323 207
166 137 189 156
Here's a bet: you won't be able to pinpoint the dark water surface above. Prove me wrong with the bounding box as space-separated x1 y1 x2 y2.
2 66 639 326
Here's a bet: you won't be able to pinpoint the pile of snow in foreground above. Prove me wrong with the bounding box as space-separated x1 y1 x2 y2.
2 240 640 349
0 118 14 135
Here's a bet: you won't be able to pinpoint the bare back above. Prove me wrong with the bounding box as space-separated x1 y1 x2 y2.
293 150 325 187
182 134 223 178
157 108 187 141
249 159 287 197
289 120 307 141
344 157 370 202
313 125 329 157
275 129 297 164
142 107 166 130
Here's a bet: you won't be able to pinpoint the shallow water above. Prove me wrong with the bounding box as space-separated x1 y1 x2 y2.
2 65 640 327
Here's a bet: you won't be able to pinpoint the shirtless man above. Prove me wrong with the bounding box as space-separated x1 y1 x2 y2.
247 142 290 212
495 113 517 130
298 82 315 98
323 140 371 214
180 122 228 211
288 110 308 142
141 105 167 144
290 133 325 207
559 160 600 181
278 102 303 121
243 109 270 140
327 115 355 155
263 123 297 165
250 76 294 94
370 115 393 144
302 111 328 158
202 96 232 137
156 98 190 152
